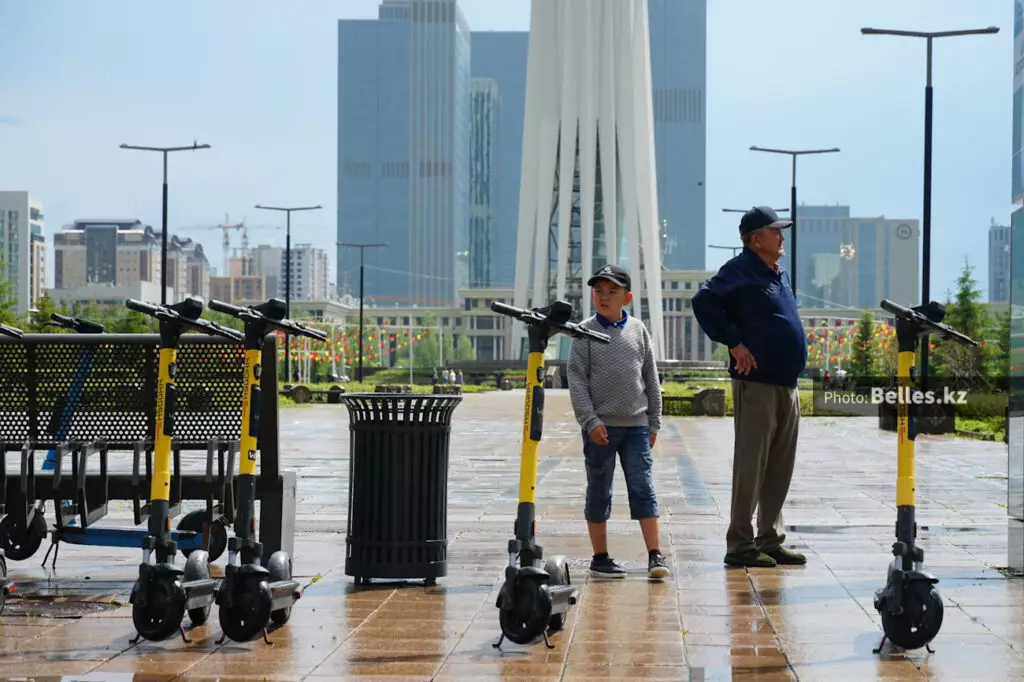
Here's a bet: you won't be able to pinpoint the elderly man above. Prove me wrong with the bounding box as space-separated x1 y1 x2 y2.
691 206 808 568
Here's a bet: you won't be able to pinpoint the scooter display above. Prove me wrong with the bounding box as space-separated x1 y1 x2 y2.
488 299 610 649
124 296 244 643
205 297 327 644
0 321 24 615
872 298 978 653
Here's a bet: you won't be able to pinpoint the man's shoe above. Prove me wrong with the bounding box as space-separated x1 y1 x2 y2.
724 549 777 568
763 547 807 565
648 550 671 580
590 553 627 578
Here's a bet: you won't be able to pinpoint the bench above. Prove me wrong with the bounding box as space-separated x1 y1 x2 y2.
0 332 295 565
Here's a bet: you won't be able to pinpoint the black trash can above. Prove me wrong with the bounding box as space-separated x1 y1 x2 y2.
340 392 462 584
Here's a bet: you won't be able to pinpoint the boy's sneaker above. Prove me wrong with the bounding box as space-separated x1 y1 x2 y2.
648 550 670 580
589 553 627 578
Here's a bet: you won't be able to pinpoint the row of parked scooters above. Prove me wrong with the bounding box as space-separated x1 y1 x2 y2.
0 296 326 647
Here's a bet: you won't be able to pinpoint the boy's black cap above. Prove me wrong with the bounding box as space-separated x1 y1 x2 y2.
739 206 793 236
587 264 631 290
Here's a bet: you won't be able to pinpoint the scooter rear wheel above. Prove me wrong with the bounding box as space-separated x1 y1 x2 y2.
0 513 47 561
183 551 212 626
498 573 552 645
218 576 273 643
131 575 186 642
267 550 294 626
880 581 944 650
543 556 571 631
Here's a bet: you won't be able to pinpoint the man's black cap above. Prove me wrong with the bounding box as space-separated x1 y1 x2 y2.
739 206 793 236
587 263 631 290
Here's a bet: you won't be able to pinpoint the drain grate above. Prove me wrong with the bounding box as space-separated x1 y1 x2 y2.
2 596 121 619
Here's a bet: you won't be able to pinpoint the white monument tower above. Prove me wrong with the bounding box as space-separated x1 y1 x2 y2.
512 0 665 360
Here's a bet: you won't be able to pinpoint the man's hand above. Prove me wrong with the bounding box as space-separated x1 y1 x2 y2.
590 424 609 445
730 343 757 375
649 431 657 449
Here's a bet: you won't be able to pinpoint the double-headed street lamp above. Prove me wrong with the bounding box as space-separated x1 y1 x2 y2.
120 142 211 305
337 241 389 382
749 146 841 300
254 203 322 382
860 25 999 382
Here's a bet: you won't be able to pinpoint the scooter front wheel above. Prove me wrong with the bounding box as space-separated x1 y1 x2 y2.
498 571 552 645
267 550 294 625
881 581 944 650
131 575 186 641
218 576 273 643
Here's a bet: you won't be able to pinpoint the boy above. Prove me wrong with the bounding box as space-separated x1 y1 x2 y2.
567 264 670 580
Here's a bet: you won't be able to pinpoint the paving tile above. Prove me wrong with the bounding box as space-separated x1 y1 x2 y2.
0 394 1019 680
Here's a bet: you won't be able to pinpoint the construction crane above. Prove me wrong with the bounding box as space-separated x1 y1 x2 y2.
178 215 280 276
709 245 743 257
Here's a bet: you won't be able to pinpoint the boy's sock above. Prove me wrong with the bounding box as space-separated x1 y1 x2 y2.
593 552 609 560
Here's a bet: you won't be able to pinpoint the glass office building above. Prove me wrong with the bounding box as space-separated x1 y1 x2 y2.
337 0 471 307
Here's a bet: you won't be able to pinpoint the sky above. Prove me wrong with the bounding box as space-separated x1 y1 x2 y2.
0 0 1013 304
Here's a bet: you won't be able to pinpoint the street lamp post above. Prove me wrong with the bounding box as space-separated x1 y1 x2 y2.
120 142 211 305
749 146 841 300
860 25 999 383
254 204 322 382
337 242 389 382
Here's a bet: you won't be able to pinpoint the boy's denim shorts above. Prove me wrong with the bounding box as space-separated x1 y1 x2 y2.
582 425 659 523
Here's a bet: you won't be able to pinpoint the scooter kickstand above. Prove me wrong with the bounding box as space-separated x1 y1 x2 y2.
542 630 554 649
492 633 505 649
262 628 274 646
129 631 144 646
925 643 935 654
179 624 192 644
872 634 887 654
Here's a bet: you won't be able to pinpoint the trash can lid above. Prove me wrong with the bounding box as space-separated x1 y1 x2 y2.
339 392 463 425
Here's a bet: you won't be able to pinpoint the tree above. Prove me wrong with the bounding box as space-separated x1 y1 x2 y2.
933 258 989 385
0 259 17 326
412 312 440 369
24 293 64 333
456 334 475 361
849 310 875 378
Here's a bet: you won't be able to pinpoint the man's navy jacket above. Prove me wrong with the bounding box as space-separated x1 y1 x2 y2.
691 247 807 388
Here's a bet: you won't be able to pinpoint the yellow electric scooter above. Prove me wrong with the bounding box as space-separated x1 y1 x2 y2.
873 299 977 652
124 297 243 643
488 299 610 648
206 297 326 644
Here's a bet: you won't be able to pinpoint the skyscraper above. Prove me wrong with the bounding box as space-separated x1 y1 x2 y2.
648 0 706 270
337 0 471 307
469 77 500 287
990 218 1010 303
470 31 529 290
0 191 45 315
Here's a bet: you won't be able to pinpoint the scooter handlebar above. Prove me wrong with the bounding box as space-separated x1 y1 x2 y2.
490 301 611 344
207 299 244 317
125 298 161 317
0 322 24 339
880 299 978 347
208 298 328 342
49 313 104 334
190 318 245 342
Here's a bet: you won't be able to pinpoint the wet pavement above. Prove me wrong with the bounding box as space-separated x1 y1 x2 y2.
1 389 1022 680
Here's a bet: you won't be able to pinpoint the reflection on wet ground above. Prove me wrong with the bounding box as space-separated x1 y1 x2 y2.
1 390 1022 680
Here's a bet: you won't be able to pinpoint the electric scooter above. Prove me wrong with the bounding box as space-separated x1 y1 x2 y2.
205 297 326 644
0 312 103 562
0 321 24 615
124 296 244 643
872 298 978 653
488 299 610 649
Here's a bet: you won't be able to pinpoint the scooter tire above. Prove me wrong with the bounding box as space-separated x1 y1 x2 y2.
543 556 571 631
0 513 47 561
498 573 552 645
131 575 186 642
880 581 944 650
267 550 293 626
183 550 212 626
218 576 273 643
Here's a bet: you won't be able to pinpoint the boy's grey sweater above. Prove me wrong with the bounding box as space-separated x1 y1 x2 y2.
567 314 662 435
